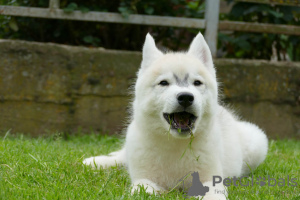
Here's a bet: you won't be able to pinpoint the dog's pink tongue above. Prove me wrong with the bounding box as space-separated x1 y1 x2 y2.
174 113 190 127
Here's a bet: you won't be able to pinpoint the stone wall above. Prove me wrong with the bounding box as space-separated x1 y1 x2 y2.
0 40 299 139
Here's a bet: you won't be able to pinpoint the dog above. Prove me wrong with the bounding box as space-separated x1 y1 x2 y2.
83 32 268 199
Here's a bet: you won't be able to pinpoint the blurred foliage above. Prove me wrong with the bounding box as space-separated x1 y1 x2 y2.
0 0 299 60
219 1 300 61
0 0 205 51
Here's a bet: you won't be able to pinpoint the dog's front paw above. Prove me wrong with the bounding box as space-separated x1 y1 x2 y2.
83 157 98 169
201 194 227 200
131 179 164 195
201 196 226 200
83 156 115 169
201 181 227 200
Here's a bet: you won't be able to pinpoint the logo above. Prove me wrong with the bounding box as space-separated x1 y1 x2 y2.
178 171 209 198
213 175 298 187
176 172 298 198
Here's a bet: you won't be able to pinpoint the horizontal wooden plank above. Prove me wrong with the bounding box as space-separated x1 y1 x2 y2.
0 6 206 29
234 0 300 6
219 21 300 35
2 6 299 36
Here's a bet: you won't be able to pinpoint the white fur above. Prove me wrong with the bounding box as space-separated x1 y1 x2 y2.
83 32 268 199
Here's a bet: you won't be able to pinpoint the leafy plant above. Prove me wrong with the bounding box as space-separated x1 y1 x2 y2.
0 0 299 60
219 1 300 61
83 35 100 46
63 2 78 13
0 0 206 51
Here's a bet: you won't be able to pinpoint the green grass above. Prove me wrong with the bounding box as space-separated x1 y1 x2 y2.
0 133 299 200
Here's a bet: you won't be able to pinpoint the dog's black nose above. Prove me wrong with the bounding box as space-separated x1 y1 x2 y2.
177 92 194 108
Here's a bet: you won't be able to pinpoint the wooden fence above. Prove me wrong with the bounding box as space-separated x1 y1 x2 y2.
0 0 300 57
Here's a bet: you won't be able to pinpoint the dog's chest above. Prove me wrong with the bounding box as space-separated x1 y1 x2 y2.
128 137 207 189
153 151 202 188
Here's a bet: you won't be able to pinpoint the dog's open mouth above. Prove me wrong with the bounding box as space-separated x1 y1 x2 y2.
163 112 197 132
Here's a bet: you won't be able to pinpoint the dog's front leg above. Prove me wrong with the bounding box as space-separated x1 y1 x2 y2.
83 148 126 169
131 179 165 195
201 181 227 200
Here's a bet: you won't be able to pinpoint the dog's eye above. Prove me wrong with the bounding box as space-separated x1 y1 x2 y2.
159 80 169 86
194 80 202 86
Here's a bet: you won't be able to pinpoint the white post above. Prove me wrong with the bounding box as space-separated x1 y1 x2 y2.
49 0 60 9
205 0 220 58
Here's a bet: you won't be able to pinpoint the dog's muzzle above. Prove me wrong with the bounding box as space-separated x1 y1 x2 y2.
163 111 197 133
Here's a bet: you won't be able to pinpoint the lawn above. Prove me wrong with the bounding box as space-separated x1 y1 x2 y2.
0 132 299 200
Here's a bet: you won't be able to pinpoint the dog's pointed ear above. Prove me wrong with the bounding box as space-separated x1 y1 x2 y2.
141 33 163 70
187 32 216 77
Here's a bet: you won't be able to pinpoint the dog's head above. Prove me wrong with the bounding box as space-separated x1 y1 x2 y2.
133 33 218 139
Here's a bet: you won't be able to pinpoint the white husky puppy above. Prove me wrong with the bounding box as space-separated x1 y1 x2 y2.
83 33 268 199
